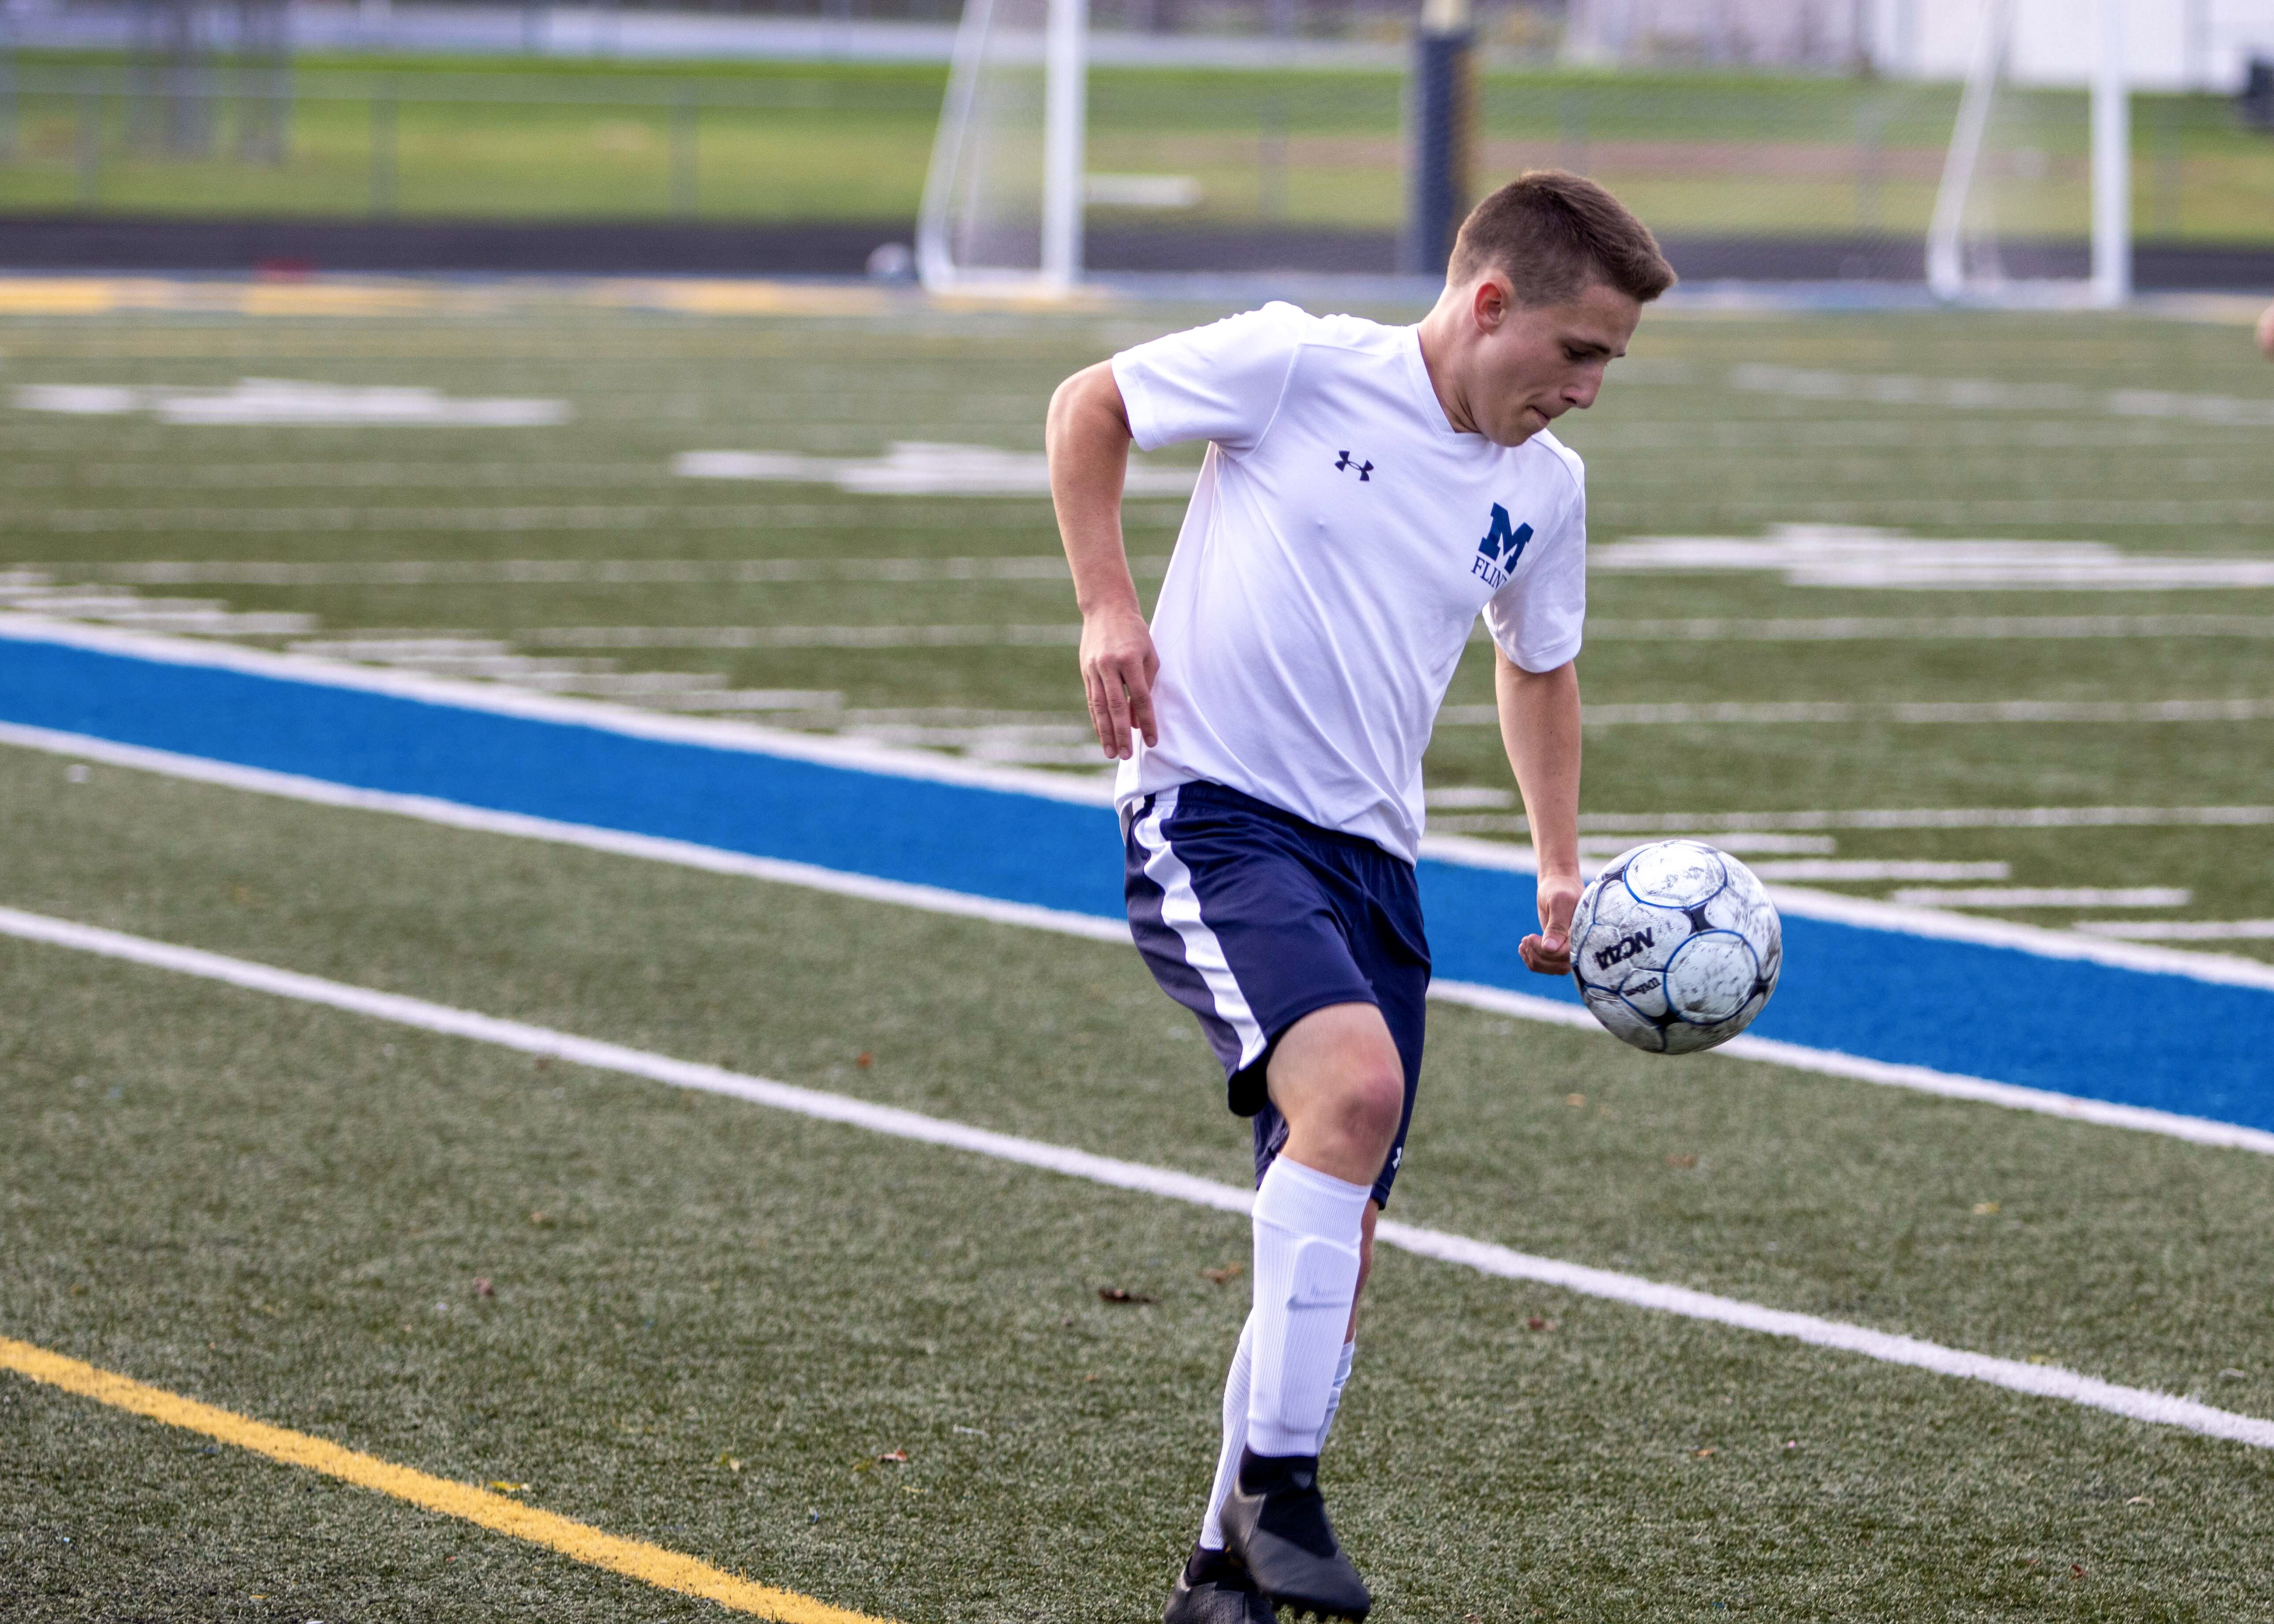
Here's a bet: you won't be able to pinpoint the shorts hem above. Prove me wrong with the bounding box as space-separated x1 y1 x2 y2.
1225 988 1383 1119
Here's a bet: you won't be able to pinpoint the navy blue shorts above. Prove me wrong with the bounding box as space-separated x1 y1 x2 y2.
1123 780 1430 1208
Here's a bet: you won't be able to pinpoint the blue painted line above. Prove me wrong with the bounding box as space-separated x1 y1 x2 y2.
5 632 2270 1131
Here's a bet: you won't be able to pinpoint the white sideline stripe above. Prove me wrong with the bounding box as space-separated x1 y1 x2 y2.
13 721 2274 1156
0 722 1133 947
1428 980 2274 1157
2 903 2269 1456
11 719 2274 1165
5 612 2273 1001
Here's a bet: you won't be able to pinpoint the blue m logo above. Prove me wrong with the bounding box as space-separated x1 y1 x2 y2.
1470 503 1534 588
1478 504 1533 566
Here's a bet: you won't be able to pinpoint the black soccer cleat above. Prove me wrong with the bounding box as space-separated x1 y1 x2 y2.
1163 1543 1277 1624
1218 1449 1371 1621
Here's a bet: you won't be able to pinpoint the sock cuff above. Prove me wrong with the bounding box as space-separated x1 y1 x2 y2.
1253 1157 1372 1238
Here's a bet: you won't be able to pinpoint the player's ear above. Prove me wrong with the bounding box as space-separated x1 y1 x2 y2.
1470 273 1511 333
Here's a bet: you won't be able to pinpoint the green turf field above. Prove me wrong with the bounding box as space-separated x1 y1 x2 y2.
1 292 2268 948
5 52 2271 241
4 289 2274 1619
7 729 2274 1620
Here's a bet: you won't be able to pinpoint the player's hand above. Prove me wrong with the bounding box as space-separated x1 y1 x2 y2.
1519 871 1582 976
2259 301 2274 359
1079 605 1159 759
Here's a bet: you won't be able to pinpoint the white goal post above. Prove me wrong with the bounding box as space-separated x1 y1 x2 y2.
918 0 1087 295
1927 0 2132 307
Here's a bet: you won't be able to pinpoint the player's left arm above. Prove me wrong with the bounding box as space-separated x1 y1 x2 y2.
1495 651 1582 976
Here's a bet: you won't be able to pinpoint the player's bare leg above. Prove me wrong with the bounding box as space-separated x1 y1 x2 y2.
1198 1003 1397 1621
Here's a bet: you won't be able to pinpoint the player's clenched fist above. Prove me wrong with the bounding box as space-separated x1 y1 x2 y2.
1079 605 1159 759
1520 871 1583 975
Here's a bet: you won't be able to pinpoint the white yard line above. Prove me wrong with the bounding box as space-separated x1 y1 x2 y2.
433 617 2274 649
1890 887 2193 909
1744 860 2009 883
3 902 2270 1454
12 380 569 426
8 718 2274 1158
6 507 1080 535
44 557 1161 585
1576 833 1837 857
1437 700 2274 727
1581 615 2274 641
1559 806 2274 833
673 442 1199 498
1727 365 2274 428
524 625 1085 649
2075 920 2274 941
1590 526 2274 589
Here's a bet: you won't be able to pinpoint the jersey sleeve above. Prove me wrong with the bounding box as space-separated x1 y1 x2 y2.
1110 302 1309 455
1482 451 1586 673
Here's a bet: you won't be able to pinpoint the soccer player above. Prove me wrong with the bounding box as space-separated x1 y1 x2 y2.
1045 171 1674 1623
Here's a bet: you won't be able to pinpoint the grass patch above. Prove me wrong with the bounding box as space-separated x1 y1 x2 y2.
5 736 2274 1617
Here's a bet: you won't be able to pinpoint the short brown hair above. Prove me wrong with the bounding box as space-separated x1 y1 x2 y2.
1447 170 1676 307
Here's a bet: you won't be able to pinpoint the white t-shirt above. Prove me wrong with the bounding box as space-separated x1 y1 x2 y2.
1111 301 1587 862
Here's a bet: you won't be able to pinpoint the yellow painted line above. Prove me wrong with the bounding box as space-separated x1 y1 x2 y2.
0 273 1121 321
0 1334 892 1624
591 278 896 317
0 277 142 314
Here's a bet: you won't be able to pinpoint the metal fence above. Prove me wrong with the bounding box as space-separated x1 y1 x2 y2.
0 64 944 217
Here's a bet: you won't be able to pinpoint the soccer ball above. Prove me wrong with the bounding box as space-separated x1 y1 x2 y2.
1569 840 1781 1054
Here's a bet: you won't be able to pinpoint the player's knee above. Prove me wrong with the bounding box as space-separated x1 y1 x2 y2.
1336 1065 1404 1154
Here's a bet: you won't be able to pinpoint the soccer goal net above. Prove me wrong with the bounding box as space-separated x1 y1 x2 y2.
917 0 2144 300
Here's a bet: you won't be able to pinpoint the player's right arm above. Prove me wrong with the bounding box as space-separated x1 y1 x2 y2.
1047 361 1158 760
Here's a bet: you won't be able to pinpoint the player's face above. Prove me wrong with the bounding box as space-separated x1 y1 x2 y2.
1469 279 1642 447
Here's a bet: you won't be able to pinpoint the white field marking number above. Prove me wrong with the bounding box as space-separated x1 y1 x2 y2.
1589 525 2274 591
12 380 568 427
675 443 1196 497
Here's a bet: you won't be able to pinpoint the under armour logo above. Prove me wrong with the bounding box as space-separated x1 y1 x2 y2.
1334 451 1373 481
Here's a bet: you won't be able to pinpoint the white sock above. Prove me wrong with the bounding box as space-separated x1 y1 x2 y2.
1245 1158 1370 1458
1315 1339 1356 1453
1199 1333 1357 1549
1196 1315 1255 1552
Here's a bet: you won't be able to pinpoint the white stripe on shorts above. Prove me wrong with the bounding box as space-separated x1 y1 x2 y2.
1133 786 1268 1070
